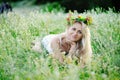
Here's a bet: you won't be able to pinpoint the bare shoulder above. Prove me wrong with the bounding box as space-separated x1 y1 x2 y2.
50 33 64 48
51 32 66 44
51 36 60 44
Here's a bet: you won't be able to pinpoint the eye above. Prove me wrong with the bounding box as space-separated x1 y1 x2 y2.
78 30 82 34
72 28 76 31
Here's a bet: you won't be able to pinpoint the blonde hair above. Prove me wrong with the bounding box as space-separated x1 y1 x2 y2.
80 23 92 64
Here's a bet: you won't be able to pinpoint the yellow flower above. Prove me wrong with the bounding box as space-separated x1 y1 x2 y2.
78 15 82 18
65 56 72 64
86 16 92 25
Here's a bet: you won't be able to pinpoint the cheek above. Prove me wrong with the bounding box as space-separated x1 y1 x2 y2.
78 34 83 39
67 30 73 35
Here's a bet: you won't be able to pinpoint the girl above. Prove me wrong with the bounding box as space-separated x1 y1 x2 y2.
32 15 92 65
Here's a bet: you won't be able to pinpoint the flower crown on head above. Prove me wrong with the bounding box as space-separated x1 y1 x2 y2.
66 11 92 25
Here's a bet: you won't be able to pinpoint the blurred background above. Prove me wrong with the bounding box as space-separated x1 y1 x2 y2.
0 0 120 80
0 0 120 13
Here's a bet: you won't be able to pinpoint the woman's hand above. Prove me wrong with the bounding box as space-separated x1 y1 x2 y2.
70 42 76 49
68 42 77 58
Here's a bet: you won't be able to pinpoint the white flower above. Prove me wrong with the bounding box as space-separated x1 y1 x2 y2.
102 73 107 78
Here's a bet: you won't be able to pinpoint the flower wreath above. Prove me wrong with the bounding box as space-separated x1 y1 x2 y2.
66 11 92 25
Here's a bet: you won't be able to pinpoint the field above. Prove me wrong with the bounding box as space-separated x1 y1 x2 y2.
0 6 120 80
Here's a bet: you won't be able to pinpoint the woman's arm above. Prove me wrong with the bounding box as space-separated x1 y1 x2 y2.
51 37 64 63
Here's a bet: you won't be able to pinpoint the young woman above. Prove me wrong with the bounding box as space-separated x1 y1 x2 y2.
32 14 92 65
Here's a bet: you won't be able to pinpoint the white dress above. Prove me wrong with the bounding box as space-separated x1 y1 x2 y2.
41 34 58 54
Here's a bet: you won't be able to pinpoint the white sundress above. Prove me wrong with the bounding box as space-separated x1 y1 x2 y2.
41 34 58 54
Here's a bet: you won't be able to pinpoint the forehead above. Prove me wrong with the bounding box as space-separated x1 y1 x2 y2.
70 23 82 30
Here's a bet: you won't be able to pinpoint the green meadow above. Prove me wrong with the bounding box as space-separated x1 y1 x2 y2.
0 6 120 80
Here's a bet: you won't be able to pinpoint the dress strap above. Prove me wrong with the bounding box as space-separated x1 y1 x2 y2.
59 36 62 47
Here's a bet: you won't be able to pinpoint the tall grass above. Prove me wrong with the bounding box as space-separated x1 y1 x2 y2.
0 7 120 80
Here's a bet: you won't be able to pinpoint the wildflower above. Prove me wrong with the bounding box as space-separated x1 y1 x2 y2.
86 16 92 25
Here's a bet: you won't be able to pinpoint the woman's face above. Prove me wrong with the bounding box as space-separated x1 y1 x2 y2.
67 22 83 42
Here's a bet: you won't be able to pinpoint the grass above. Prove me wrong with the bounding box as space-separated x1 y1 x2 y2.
0 6 120 80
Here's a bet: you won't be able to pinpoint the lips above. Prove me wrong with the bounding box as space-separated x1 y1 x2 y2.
72 35 77 39
71 35 77 41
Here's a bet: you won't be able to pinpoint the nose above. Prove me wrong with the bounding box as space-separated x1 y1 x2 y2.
73 31 78 37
